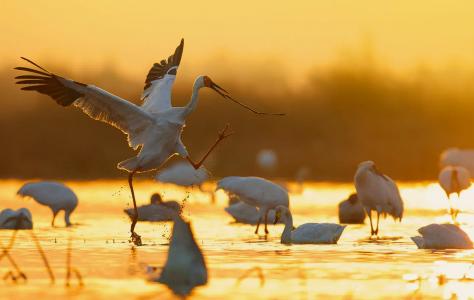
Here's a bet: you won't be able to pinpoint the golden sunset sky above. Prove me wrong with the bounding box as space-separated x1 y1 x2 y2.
2 0 474 85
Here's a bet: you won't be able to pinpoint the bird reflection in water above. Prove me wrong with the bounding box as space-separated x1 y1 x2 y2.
403 261 474 299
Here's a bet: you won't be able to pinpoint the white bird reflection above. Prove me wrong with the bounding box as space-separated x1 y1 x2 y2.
148 216 207 296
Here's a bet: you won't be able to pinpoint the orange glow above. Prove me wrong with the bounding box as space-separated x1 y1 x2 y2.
1 1 474 85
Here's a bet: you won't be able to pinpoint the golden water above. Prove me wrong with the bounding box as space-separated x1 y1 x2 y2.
1 179 474 300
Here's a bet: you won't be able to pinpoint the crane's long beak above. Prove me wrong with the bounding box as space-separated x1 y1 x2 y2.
209 81 229 97
209 81 287 116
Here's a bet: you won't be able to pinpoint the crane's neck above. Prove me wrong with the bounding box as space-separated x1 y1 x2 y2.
182 83 201 119
281 208 294 244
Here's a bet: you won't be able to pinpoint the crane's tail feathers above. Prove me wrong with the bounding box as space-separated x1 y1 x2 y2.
118 157 139 172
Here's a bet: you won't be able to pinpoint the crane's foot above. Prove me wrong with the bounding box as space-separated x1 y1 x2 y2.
264 228 269 234
131 232 142 246
217 124 233 141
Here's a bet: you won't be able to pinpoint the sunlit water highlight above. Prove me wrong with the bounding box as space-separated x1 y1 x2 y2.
1 179 474 299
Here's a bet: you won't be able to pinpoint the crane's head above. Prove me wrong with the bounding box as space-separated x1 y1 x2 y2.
358 161 388 182
195 75 286 116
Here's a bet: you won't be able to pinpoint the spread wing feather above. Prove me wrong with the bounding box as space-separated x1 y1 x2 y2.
15 57 155 149
140 39 184 113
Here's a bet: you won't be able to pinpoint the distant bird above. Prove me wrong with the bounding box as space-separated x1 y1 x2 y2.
338 193 366 224
155 161 214 202
354 161 404 237
216 176 289 235
438 166 471 222
257 149 277 170
17 181 78 227
273 206 346 244
124 193 180 222
15 40 284 245
276 166 310 194
0 208 33 230
411 224 473 249
149 215 207 296
292 166 310 193
440 148 474 180
224 200 280 225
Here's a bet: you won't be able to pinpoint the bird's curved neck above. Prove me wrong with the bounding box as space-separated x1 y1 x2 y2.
182 83 201 119
281 209 293 244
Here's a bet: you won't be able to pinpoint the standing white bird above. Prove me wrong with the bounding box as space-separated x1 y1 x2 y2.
273 206 346 244
338 193 366 224
155 161 215 202
15 39 284 245
216 176 289 235
438 166 471 222
0 208 33 230
224 200 280 225
149 215 207 296
17 181 78 227
440 148 474 180
354 161 404 237
156 161 208 187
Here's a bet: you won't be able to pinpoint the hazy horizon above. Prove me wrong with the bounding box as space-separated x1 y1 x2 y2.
2 1 474 181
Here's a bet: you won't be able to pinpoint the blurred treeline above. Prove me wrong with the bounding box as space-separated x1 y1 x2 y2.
1 53 474 182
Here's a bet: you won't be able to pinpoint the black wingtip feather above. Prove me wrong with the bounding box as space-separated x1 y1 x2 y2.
20 57 52 74
14 67 51 76
143 39 185 91
15 58 85 107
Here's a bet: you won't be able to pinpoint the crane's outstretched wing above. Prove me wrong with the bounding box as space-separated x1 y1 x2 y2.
15 58 155 149
140 39 184 113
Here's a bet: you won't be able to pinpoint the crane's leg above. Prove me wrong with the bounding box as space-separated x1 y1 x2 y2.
364 207 374 236
264 209 269 235
449 198 455 222
375 211 380 237
186 124 233 170
128 166 142 246
51 210 58 227
255 217 261 235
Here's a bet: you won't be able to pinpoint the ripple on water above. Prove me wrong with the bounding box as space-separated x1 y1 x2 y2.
1 180 474 299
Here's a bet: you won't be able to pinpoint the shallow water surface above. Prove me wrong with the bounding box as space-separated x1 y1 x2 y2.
1 180 474 299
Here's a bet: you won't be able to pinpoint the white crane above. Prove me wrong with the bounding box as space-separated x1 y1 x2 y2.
224 200 280 225
15 39 284 245
440 148 474 179
155 161 215 202
438 166 471 222
216 176 289 235
354 161 404 237
17 181 78 227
